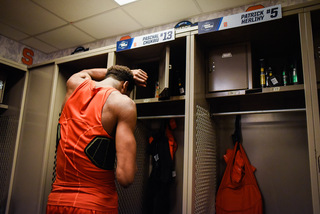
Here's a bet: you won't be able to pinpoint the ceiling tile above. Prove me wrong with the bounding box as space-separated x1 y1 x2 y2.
0 0 67 35
73 8 142 39
122 0 201 27
36 25 95 49
0 22 29 41
21 37 58 54
31 0 119 22
196 0 261 13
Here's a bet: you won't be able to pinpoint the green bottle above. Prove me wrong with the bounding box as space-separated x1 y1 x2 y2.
292 67 298 84
282 70 287 86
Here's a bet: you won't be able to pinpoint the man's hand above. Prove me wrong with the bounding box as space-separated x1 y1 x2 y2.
131 69 148 87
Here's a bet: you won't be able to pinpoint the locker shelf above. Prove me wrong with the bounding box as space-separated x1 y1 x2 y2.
206 84 304 98
208 88 306 114
0 103 8 109
134 95 185 104
262 84 304 93
136 99 185 118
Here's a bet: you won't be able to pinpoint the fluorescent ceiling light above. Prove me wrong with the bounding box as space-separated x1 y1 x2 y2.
114 0 137 6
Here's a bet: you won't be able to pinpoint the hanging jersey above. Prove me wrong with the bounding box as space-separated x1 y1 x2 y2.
146 121 178 214
47 79 118 213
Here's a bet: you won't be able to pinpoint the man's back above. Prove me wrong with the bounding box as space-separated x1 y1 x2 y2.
48 80 119 212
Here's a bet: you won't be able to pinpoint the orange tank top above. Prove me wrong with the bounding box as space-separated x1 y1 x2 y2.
47 79 118 213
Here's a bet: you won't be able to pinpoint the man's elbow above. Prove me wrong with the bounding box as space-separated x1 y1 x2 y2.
118 180 134 188
116 174 135 188
116 167 136 188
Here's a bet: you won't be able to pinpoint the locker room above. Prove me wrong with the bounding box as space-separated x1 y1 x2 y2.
0 0 320 213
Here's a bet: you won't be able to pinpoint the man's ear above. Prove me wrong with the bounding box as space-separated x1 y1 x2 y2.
121 81 129 94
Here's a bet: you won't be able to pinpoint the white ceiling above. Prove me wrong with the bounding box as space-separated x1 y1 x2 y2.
0 0 259 54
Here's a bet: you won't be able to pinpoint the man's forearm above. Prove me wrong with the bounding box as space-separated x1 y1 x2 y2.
83 67 148 86
82 68 109 81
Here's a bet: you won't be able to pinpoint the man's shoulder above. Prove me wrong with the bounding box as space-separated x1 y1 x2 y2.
106 92 136 122
67 72 91 90
109 91 135 109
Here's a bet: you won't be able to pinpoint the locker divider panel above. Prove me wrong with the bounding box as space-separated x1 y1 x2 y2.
9 64 55 214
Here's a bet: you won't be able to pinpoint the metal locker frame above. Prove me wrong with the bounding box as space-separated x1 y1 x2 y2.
299 4 320 214
0 58 28 214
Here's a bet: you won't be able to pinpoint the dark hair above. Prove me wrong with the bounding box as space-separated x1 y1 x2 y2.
106 65 134 91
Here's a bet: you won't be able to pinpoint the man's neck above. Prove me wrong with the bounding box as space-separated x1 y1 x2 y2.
95 78 122 91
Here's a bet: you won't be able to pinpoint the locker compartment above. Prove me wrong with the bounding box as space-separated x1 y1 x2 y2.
116 37 187 101
0 65 25 107
191 7 315 213
135 60 160 99
213 112 313 213
192 106 313 213
198 14 303 97
249 14 303 88
56 53 110 85
58 53 109 73
169 38 186 96
113 36 187 213
116 43 168 100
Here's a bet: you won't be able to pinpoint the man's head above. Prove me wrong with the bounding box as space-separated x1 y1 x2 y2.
106 65 134 95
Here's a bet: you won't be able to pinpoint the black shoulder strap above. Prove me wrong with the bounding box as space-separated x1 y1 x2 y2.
232 115 242 144
52 114 61 186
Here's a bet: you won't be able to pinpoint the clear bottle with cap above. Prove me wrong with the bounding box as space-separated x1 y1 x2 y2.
155 81 160 98
268 67 279 86
178 77 185 95
266 68 270 87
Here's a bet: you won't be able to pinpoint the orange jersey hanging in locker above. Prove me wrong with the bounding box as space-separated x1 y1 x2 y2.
216 142 263 214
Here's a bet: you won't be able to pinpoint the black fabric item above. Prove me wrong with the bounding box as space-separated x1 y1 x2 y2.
145 178 173 214
232 115 242 144
85 136 115 170
158 88 170 100
56 123 61 148
71 46 89 55
148 132 173 183
145 131 174 214
52 118 61 187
